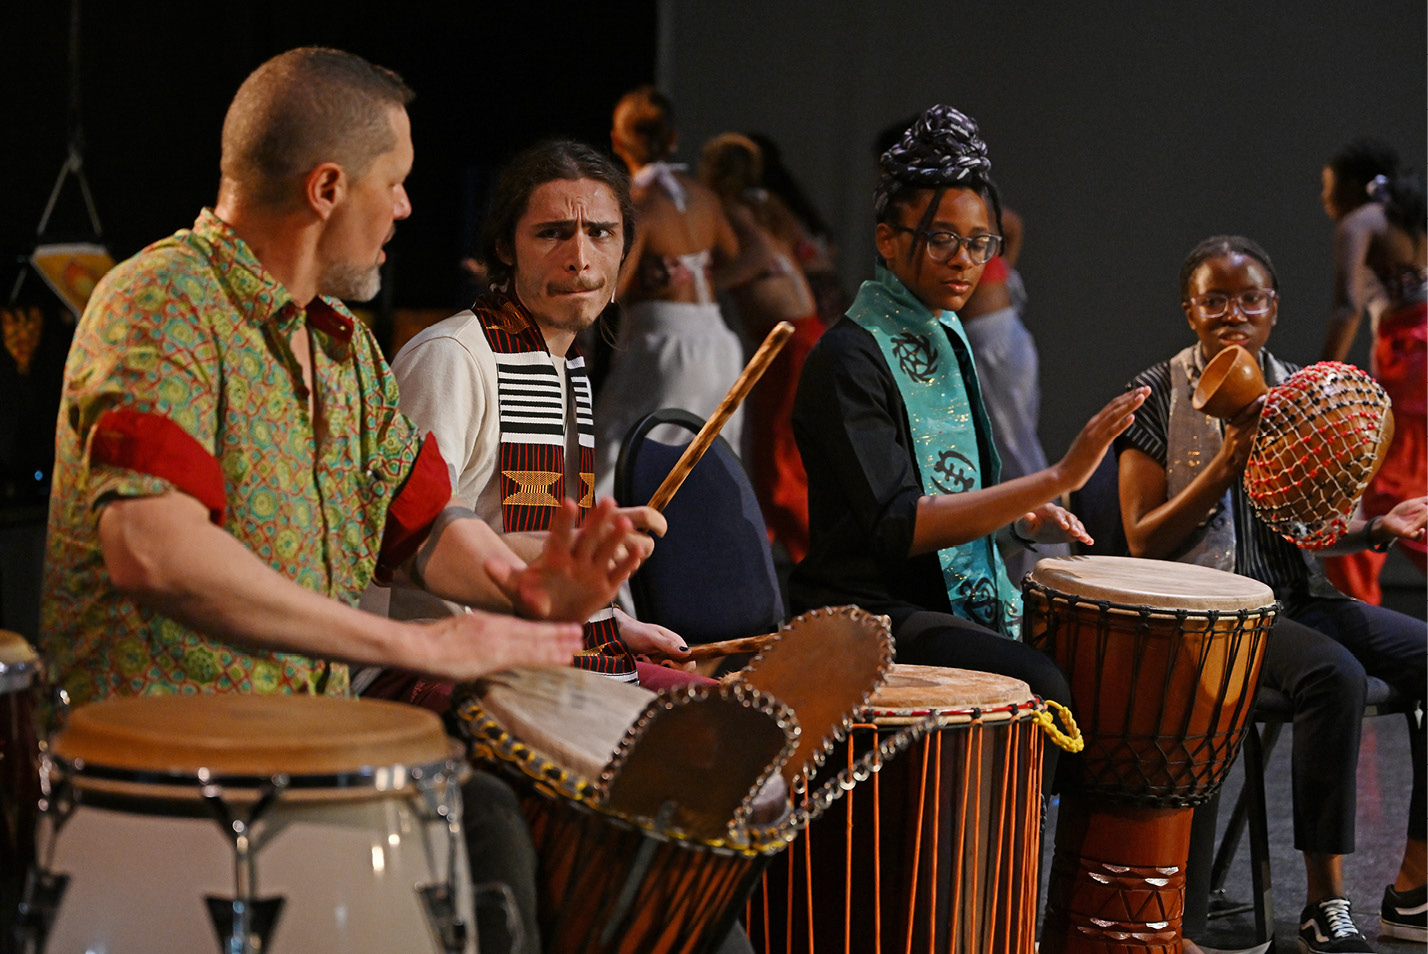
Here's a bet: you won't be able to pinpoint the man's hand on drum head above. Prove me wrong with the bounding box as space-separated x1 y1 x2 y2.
486 499 640 622
1015 503 1093 547
1054 387 1149 492
416 611 583 680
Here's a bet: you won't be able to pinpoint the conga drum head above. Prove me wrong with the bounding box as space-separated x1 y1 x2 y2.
1023 555 1276 805
51 693 455 800
0 630 38 695
37 694 474 953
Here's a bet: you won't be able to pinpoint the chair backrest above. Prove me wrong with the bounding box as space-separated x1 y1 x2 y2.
614 409 786 644
1069 451 1129 556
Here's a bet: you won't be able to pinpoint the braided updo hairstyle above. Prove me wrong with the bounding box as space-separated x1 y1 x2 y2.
873 105 1003 265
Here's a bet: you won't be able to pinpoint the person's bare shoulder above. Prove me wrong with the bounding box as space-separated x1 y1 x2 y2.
1339 201 1387 240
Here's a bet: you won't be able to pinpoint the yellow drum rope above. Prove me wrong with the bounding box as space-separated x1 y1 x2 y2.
1033 698 1084 753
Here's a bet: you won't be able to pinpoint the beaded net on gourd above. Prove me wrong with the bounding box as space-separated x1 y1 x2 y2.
1243 361 1392 548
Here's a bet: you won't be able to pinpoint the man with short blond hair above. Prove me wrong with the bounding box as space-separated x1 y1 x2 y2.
42 48 640 954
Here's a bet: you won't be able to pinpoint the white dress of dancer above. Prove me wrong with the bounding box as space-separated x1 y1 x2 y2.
594 163 746 503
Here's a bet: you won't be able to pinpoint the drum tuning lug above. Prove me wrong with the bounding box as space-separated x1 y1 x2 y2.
14 870 68 954
205 896 284 954
44 686 70 737
419 881 475 954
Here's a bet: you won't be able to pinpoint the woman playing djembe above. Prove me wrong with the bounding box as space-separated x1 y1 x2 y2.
789 104 1146 804
1116 234 1427 950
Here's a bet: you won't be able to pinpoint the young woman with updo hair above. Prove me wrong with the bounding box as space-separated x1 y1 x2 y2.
790 105 1147 790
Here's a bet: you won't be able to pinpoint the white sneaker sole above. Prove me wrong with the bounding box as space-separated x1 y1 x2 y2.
1380 916 1428 942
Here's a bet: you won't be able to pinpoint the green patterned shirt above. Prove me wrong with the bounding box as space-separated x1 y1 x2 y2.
41 209 438 704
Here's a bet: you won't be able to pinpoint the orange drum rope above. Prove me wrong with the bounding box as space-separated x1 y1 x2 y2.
843 744 855 954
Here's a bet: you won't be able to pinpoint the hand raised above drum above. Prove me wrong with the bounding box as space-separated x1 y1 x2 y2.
910 387 1149 555
1053 387 1150 493
1015 502 1093 546
486 499 643 622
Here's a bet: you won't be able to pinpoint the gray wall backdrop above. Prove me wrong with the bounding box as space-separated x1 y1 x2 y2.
659 1 1426 456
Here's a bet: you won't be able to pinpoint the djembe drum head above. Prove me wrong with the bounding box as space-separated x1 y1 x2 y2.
1024 555 1275 806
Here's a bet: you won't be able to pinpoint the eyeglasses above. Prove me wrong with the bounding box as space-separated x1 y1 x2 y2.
889 225 1002 265
1188 288 1278 318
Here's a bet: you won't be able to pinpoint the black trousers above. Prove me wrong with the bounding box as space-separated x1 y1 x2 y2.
1273 595 1426 853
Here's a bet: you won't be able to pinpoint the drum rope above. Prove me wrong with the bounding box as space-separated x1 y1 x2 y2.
1032 698 1084 752
746 711 945 848
457 702 779 856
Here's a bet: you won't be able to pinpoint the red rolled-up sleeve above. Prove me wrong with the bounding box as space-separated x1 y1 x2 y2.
376 434 452 579
90 408 227 523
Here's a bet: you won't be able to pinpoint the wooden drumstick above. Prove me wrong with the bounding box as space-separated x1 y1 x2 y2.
681 631 781 661
645 321 795 512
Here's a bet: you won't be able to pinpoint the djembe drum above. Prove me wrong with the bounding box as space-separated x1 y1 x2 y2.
456 666 799 954
27 694 474 954
1193 344 1394 548
456 605 898 954
746 665 1056 954
1023 556 1276 954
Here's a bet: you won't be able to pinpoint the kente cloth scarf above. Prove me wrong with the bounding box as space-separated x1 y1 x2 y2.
847 266 1021 637
472 293 633 679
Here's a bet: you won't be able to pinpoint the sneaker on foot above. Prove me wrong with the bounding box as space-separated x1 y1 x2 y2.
1298 898 1373 953
1381 883 1427 942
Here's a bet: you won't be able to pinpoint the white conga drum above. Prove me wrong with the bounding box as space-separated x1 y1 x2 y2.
29 694 474 954
1 631 41 922
747 664 1051 954
1022 556 1276 954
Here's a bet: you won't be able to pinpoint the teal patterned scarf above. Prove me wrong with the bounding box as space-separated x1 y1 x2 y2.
847 266 1021 637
